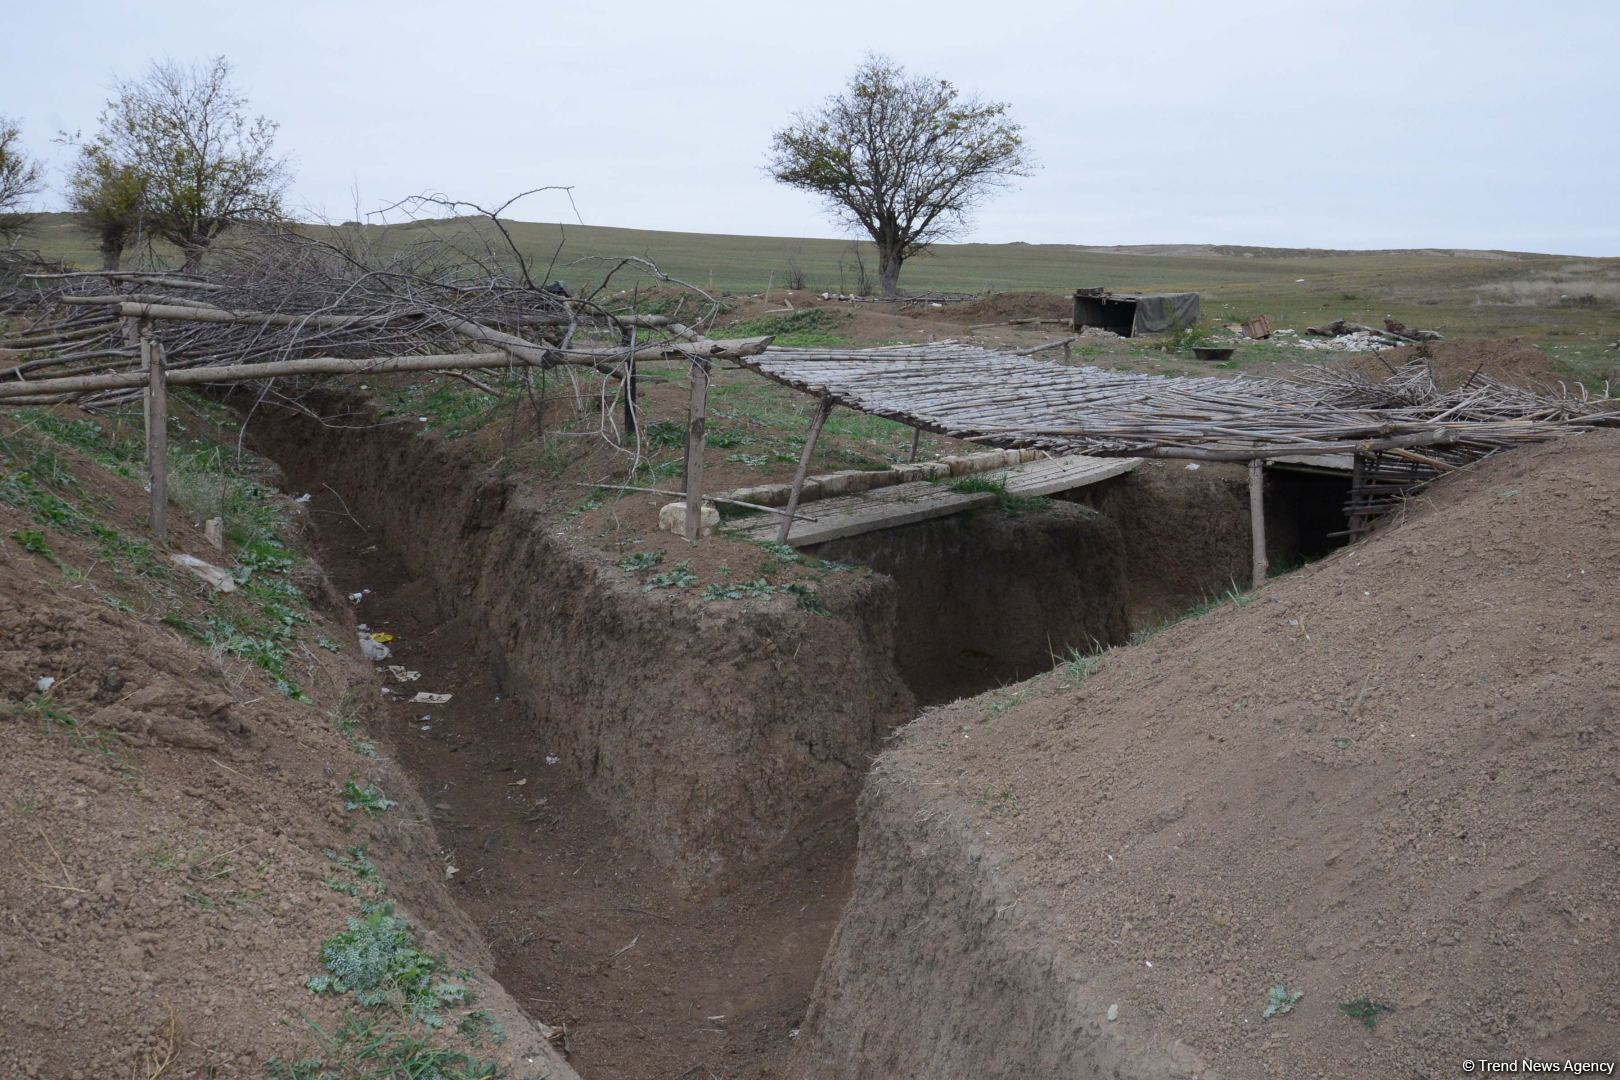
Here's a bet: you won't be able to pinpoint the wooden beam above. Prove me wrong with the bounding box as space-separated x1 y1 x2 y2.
142 330 169 544
908 425 922 463
683 359 711 542
777 396 835 544
1249 458 1267 587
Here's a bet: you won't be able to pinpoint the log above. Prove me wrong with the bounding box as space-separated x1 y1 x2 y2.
684 359 711 542
143 333 169 544
778 396 834 544
1248 458 1266 587
0 337 774 402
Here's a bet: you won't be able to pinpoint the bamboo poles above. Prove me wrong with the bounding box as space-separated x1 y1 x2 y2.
778 396 835 544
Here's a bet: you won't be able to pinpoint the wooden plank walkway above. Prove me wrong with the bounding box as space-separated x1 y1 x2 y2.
728 455 1140 547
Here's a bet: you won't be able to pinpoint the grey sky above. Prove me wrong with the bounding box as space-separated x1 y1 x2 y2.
7 0 1617 255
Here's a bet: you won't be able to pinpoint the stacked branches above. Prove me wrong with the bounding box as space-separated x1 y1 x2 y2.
0 211 738 419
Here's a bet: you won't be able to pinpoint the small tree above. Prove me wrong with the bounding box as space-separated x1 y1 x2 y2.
85 57 289 271
768 55 1032 298
67 145 148 270
0 117 46 240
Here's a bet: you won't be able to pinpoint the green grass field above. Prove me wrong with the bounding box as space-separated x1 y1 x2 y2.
17 211 1619 380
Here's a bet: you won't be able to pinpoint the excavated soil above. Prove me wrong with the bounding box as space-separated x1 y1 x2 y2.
795 431 1620 1079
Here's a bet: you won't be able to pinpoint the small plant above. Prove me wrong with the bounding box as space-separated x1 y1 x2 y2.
1055 646 1100 685
342 781 397 817
617 550 665 572
642 561 697 591
1263 985 1303 1018
1338 998 1394 1029
781 582 829 615
702 577 777 602
976 786 1022 817
644 419 687 450
951 475 1045 515
11 528 50 555
306 905 471 1024
705 427 747 449
267 1011 501 1080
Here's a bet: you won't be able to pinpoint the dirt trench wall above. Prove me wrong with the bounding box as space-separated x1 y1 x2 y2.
811 502 1134 704
788 770 1207 1080
247 397 914 892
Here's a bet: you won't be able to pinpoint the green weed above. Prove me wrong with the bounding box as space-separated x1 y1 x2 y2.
1338 998 1394 1029
950 474 1045 515
1264 985 1304 1018
342 781 398 818
266 1010 501 1080
306 905 471 1024
617 551 665 572
642 561 696 591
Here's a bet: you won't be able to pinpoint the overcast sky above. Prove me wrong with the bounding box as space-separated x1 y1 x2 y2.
6 0 1617 255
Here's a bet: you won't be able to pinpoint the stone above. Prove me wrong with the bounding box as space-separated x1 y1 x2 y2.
658 501 720 537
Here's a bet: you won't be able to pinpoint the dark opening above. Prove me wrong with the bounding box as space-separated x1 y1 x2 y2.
1072 295 1138 337
1263 467 1355 572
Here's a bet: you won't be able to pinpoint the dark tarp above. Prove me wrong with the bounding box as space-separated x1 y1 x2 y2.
1072 290 1201 337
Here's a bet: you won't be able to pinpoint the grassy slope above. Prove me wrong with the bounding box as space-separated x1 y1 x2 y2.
18 211 1620 376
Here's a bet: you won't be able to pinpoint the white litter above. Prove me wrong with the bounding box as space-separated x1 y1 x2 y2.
36 676 55 693
348 589 371 604
1107 1004 1119 1022
386 666 421 683
170 553 237 592
412 692 452 704
359 635 391 661
545 754 561 766
295 493 313 504
1184 462 1201 471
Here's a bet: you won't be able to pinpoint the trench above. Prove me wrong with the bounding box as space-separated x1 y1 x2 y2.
246 396 1349 1078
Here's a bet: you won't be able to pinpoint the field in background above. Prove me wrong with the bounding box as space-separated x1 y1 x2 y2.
18 211 1619 379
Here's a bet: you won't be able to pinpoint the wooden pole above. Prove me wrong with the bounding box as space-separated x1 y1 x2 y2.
908 426 922 463
1348 452 1367 538
141 328 169 544
1248 458 1266 587
683 359 711 542
624 353 638 439
777 396 834 544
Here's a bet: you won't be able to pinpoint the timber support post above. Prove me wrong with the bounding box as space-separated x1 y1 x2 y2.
1248 457 1267 587
908 426 922 463
141 325 169 544
778 395 834 544
682 358 711 542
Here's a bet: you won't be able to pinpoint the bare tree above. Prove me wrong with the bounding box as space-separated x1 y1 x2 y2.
67 144 148 269
84 57 290 271
768 55 1032 298
0 117 46 240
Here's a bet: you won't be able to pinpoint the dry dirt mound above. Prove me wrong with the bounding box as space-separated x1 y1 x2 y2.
796 431 1620 1078
912 290 1071 324
1340 337 1564 388
0 413 576 1079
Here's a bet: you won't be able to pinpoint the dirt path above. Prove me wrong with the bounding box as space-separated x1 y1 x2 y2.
304 488 851 1079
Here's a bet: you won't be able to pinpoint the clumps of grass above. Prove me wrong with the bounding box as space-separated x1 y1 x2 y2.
617 550 665 572
950 474 1045 515
642 561 697 591
305 905 471 1024
324 846 386 899
333 703 377 758
1129 581 1251 645
1338 997 1394 1029
342 780 397 818
781 582 829 615
11 527 51 555
1263 985 1304 1018
976 786 1022 817
726 308 845 347
267 1011 500 1080
643 419 687 450
1054 646 1101 687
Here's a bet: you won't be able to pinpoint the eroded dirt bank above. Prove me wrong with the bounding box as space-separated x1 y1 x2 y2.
814 464 1256 704
247 391 914 893
792 433 1620 1079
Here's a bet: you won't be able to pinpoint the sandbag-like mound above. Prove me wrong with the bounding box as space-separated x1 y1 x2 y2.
795 431 1620 1079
